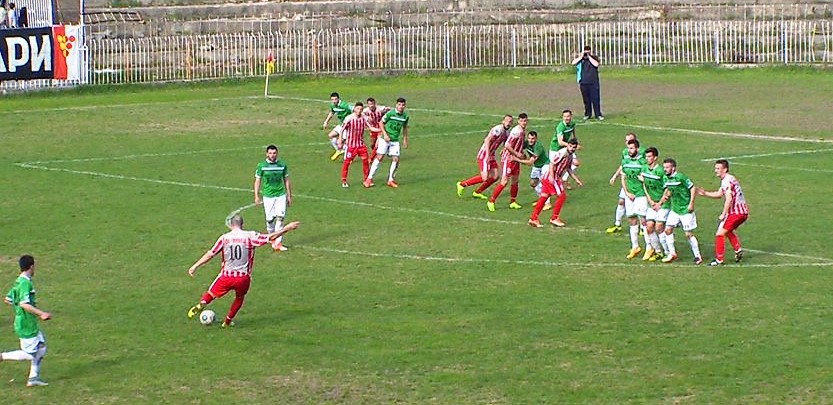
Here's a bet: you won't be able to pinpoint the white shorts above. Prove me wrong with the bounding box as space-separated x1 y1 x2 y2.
263 195 287 221
20 331 46 354
530 166 545 180
624 196 648 217
331 124 343 137
376 138 400 157
645 207 670 223
618 187 626 200
665 211 698 231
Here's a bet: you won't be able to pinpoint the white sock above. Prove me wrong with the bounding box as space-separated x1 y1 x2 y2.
1 350 34 361
650 233 662 252
629 224 640 249
274 219 284 245
28 346 46 379
642 227 652 248
388 161 398 182
545 196 551 205
329 137 339 150
614 203 625 226
688 235 701 259
534 182 542 196
368 159 380 180
665 232 676 256
266 218 276 234
658 232 669 254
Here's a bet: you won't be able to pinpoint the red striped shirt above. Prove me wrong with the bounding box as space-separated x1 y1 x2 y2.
548 148 574 179
341 114 368 149
477 124 509 160
721 174 749 215
362 105 388 133
500 125 525 162
209 229 270 277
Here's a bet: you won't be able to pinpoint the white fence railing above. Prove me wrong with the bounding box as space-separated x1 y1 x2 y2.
85 20 833 85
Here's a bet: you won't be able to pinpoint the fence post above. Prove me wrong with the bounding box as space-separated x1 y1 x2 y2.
782 22 788 64
445 24 451 70
511 27 517 68
648 24 653 66
713 27 720 65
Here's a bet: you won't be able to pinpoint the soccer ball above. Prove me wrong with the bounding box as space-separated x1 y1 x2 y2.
199 309 216 326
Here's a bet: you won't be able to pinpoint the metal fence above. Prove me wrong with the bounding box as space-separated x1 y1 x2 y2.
85 20 833 85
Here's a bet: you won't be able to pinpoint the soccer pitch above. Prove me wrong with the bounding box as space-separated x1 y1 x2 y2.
2 67 833 403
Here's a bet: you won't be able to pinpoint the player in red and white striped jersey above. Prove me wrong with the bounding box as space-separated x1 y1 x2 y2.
361 98 389 161
186 214 299 327
696 159 749 266
529 138 583 227
486 113 529 212
338 103 378 187
455 115 513 199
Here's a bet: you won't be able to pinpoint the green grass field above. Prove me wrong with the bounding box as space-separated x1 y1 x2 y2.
2 67 833 404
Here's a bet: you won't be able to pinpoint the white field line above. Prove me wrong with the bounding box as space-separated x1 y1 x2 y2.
745 249 833 263
295 246 832 269
699 148 833 162
730 162 833 173
20 130 483 166
604 122 833 144
2 95 259 115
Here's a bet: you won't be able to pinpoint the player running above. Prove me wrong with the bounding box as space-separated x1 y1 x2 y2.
528 138 582 227
361 97 390 161
364 97 409 188
655 158 702 264
339 102 378 188
456 115 512 200
322 92 352 161
620 138 649 259
187 214 299 327
487 113 529 212
696 159 749 266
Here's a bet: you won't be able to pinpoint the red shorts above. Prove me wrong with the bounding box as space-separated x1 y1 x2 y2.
720 213 748 232
344 146 369 162
477 157 497 173
208 275 251 298
500 159 520 177
540 177 565 196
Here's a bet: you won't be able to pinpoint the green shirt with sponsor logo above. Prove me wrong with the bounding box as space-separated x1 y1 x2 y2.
330 100 352 123
382 110 409 142
663 171 695 215
621 155 647 196
5 275 40 339
255 159 288 197
524 140 549 168
550 120 577 151
640 164 670 208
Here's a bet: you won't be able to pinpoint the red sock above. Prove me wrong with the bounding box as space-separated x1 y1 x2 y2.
361 157 370 179
715 235 725 261
475 178 497 193
226 295 245 322
726 231 741 251
551 193 567 219
341 160 350 182
200 292 214 305
509 183 519 202
460 175 484 187
530 196 547 221
489 183 506 203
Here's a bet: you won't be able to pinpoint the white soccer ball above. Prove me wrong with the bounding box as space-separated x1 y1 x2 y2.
199 309 216 326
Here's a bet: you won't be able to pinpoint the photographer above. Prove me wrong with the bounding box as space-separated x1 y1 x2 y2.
571 45 604 121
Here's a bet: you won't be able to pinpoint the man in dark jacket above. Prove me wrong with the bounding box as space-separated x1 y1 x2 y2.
571 45 604 121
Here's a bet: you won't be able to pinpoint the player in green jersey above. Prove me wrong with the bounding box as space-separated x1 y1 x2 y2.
549 110 581 190
513 131 551 209
638 147 669 261
254 145 292 251
364 97 409 188
1 255 51 387
606 132 643 234
323 92 353 161
656 158 703 264
620 139 650 260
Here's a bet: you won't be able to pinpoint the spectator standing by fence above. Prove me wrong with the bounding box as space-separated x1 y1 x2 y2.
571 45 604 121
0 0 8 29
6 2 17 28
